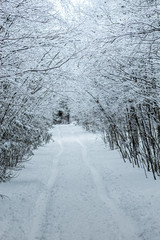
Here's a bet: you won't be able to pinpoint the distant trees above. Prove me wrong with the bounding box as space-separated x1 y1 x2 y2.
53 100 70 124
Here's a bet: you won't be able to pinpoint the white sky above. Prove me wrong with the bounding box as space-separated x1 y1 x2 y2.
49 0 91 20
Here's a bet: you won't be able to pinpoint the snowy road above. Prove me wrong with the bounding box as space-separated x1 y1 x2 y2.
1 125 160 240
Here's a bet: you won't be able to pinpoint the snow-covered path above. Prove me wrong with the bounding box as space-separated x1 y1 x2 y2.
1 125 160 240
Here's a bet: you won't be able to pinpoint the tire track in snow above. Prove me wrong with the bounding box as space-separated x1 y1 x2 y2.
28 126 63 240
76 138 140 240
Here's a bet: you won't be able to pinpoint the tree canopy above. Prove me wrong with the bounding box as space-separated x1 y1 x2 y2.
1 0 160 180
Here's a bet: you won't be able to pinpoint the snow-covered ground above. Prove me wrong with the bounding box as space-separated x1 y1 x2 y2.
0 124 160 240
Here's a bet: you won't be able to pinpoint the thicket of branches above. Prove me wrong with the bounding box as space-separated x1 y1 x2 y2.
71 0 160 178
0 0 75 181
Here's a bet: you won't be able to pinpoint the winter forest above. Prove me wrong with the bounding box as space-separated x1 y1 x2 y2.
1 1 160 239
1 0 160 182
